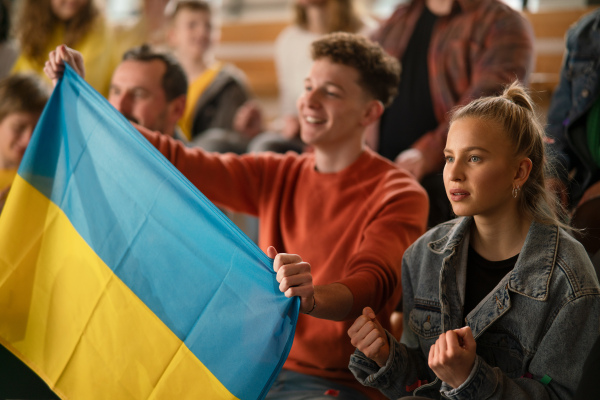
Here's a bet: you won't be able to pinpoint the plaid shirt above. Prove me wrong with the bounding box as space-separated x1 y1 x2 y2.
373 0 534 174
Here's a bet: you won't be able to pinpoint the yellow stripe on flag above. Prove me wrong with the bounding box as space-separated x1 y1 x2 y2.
0 175 238 399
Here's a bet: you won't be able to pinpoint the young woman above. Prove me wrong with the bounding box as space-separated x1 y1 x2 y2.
12 0 163 96
347 82 600 399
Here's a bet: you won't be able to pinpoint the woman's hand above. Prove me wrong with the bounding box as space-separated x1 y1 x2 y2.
348 307 390 367
428 326 477 389
43 45 86 87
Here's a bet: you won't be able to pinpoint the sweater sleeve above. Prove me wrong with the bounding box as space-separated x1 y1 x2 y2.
137 124 266 215
337 172 429 318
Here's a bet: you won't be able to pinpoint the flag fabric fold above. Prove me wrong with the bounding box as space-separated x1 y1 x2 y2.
0 64 299 400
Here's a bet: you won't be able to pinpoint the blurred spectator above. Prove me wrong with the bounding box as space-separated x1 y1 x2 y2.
372 0 534 227
547 7 600 211
0 73 54 398
0 73 50 211
107 44 188 139
12 0 167 96
166 0 252 153
0 0 17 78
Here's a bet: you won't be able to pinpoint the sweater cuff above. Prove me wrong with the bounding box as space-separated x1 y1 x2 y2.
440 356 497 399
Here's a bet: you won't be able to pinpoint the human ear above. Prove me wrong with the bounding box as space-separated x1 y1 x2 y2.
169 95 187 123
514 157 533 187
361 100 384 127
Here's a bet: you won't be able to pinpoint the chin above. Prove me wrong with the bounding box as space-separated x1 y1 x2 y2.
450 206 471 218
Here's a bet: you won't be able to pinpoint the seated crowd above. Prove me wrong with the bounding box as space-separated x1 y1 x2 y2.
0 0 599 399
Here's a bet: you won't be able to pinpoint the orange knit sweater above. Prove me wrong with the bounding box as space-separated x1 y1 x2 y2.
140 127 429 398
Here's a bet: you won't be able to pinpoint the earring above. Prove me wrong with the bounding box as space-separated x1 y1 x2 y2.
512 185 520 199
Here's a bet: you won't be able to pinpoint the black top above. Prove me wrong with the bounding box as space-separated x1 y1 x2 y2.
0 344 59 399
463 246 519 318
378 6 439 161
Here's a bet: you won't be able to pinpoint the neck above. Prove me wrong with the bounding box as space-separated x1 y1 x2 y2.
470 211 532 262
177 52 210 81
426 0 454 16
314 136 364 173
305 5 329 34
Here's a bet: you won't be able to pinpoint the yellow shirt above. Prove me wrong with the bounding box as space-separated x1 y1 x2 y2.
178 62 223 140
0 169 16 191
12 19 147 97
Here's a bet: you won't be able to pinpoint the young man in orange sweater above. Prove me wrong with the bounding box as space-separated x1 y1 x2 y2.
46 33 428 399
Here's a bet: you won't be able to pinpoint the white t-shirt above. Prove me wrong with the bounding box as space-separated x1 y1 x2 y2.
274 18 377 117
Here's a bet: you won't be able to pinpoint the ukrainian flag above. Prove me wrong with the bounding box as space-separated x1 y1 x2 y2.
0 64 299 399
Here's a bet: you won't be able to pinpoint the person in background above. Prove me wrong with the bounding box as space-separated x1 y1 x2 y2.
371 0 534 227
0 73 50 211
0 73 54 398
106 44 188 140
238 0 377 154
0 0 18 79
46 32 429 400
12 0 167 96
546 8 600 211
166 0 253 153
348 82 600 399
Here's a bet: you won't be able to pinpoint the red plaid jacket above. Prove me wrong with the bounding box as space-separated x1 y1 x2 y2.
373 0 534 175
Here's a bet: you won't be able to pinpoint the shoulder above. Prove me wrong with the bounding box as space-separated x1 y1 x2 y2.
362 150 428 198
555 228 600 293
469 0 531 30
220 63 248 83
566 8 600 44
215 63 250 92
240 149 307 172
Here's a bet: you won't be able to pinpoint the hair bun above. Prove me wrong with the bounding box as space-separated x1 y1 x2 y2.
502 81 534 112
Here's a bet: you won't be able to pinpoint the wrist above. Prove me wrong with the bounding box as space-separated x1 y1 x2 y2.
304 295 316 315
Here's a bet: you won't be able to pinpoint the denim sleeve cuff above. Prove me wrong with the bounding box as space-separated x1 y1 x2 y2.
440 356 497 399
349 330 405 389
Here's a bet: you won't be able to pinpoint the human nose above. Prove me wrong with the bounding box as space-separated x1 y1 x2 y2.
112 93 132 116
303 88 322 109
444 159 464 182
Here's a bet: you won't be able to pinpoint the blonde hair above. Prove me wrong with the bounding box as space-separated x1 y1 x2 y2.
294 0 363 33
450 81 568 228
15 0 99 66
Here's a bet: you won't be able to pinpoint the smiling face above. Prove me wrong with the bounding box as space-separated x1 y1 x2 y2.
0 112 39 170
443 117 522 220
297 58 374 150
169 8 212 61
50 0 88 21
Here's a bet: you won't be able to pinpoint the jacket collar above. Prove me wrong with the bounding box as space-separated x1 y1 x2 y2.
427 217 559 301
507 221 558 301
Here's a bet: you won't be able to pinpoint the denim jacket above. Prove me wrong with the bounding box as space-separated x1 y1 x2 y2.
349 217 600 399
546 8 600 206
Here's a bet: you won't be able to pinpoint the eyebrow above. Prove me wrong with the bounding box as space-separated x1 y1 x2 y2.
304 78 346 92
444 146 492 154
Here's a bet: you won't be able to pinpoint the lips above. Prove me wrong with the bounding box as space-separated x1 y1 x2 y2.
449 189 470 201
304 115 326 124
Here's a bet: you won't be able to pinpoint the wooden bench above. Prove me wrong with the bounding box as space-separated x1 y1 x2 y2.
215 20 289 99
522 6 597 117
